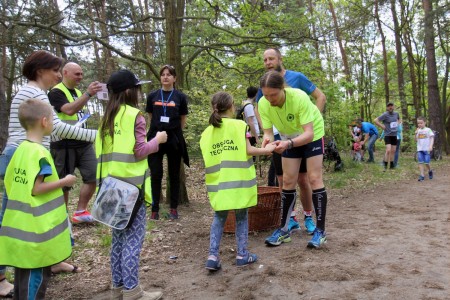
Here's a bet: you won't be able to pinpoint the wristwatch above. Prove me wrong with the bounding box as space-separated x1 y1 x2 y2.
288 138 294 149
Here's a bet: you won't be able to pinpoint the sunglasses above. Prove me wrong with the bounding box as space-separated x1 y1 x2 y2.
162 64 175 70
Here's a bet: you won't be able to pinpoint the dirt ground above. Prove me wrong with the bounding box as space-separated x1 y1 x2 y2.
41 160 449 300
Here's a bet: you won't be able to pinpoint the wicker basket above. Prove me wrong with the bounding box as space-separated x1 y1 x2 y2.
223 186 281 233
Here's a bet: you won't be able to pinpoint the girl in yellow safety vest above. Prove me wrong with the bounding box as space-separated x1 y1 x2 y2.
200 92 276 271
98 70 167 300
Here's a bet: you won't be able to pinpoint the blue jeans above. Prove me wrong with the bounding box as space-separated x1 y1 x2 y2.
209 209 249 258
0 145 17 226
394 139 401 166
0 145 17 276
367 134 378 162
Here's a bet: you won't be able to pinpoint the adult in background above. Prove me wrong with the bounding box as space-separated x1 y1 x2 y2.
0 50 97 291
48 62 102 223
242 86 260 146
259 71 328 249
379 121 403 167
374 102 401 170
393 122 403 167
356 119 379 163
146 65 189 220
256 47 326 235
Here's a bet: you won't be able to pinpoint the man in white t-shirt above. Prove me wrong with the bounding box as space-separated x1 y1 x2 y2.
242 86 260 146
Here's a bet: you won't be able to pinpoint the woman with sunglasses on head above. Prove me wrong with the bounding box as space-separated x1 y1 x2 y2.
145 65 189 220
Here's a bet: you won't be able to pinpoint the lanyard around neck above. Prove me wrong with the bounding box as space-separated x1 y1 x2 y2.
160 89 174 117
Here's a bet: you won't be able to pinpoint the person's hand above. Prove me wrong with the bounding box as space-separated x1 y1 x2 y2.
63 174 77 187
261 137 271 148
274 140 288 154
264 142 276 154
87 81 102 97
155 131 168 144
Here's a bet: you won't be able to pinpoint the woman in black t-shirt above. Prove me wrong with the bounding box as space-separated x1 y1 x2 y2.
145 65 189 220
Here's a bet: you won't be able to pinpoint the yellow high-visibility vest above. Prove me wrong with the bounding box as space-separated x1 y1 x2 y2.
95 105 151 203
0 141 72 268
52 82 83 124
200 118 257 211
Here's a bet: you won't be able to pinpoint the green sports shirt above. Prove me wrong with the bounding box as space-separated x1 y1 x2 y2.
259 88 324 140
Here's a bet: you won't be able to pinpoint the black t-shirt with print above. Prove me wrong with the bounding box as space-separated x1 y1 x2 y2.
145 89 188 133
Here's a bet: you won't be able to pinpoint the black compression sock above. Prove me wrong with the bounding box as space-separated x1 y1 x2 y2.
280 189 296 232
312 188 327 231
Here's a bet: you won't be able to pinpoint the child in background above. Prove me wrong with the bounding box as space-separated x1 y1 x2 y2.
97 70 167 300
415 117 434 182
353 137 363 162
200 92 276 271
0 99 76 299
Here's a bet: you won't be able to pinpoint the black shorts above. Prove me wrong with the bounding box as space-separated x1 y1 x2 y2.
50 144 97 184
384 136 397 145
274 138 324 175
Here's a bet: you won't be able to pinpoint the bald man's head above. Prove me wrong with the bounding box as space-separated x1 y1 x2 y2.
63 62 83 88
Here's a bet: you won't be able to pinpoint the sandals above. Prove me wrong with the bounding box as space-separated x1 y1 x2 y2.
236 253 258 267
0 278 14 298
51 264 80 276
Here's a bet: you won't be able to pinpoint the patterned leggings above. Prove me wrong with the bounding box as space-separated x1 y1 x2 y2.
111 204 146 290
209 209 249 258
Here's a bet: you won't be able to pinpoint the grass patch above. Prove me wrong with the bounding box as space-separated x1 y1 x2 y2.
323 150 446 191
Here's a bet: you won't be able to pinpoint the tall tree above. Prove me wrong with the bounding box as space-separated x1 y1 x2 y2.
390 0 408 121
328 0 353 97
422 0 444 149
374 0 389 105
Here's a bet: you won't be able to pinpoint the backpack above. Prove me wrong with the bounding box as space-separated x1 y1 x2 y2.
236 103 251 120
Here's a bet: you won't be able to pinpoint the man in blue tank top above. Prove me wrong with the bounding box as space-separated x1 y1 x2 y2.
356 120 379 163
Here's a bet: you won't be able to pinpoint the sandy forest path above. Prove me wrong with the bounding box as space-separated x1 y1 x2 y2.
45 162 449 300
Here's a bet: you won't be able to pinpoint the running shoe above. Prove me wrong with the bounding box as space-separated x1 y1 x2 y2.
307 229 327 249
150 212 159 220
428 170 433 179
168 209 178 220
304 216 316 235
205 259 221 271
288 216 300 233
72 210 94 224
265 228 291 246
236 253 258 267
418 175 425 182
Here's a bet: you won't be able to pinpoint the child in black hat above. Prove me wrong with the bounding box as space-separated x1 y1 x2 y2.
97 69 167 300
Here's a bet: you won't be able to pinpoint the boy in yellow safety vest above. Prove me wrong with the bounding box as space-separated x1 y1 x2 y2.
0 99 76 299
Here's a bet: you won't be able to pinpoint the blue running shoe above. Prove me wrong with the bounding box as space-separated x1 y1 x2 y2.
205 259 221 271
307 229 327 249
418 175 425 182
428 170 433 179
236 253 258 267
304 216 316 235
265 228 291 246
288 217 300 233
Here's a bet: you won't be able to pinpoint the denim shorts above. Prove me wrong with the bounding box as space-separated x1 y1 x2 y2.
0 145 17 180
417 151 431 164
